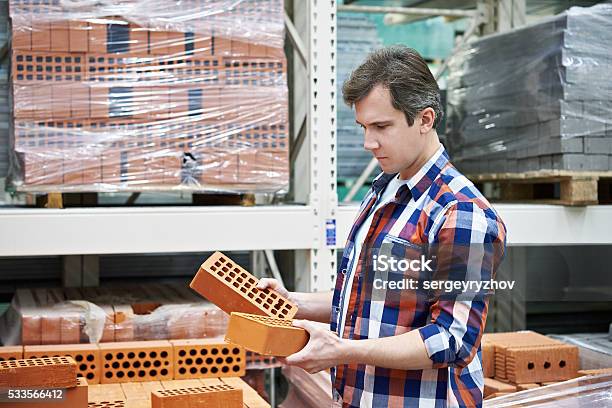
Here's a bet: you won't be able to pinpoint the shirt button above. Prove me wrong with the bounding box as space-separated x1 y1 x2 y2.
341 269 347 275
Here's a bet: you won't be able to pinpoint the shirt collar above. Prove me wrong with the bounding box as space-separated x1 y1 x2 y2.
371 145 449 202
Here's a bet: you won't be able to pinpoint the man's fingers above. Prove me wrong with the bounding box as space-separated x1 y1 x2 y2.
291 319 316 332
257 278 277 290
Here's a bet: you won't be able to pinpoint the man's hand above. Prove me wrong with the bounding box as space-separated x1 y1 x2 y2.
284 320 347 374
256 279 334 322
257 278 290 298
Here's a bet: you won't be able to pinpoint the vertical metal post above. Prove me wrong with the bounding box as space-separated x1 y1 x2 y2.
292 0 338 293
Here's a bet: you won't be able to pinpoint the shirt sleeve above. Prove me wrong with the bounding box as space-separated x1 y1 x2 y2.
418 201 506 369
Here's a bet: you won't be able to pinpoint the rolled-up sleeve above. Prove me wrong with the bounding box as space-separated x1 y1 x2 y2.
418 201 506 369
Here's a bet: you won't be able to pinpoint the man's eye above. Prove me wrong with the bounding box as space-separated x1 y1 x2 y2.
377 125 387 129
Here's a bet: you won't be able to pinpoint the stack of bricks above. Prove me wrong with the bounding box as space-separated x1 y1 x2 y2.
0 356 89 407
9 0 289 192
481 331 580 400
190 252 309 357
447 4 612 174
0 339 247 385
0 283 229 345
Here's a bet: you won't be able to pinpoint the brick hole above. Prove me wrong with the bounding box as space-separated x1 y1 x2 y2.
105 372 113 378
216 271 223 277
179 367 187 374
544 361 551 369
75 354 84 362
247 292 254 298
127 371 135 378
185 357 193 365
179 350 186 357
205 357 213 364
160 368 168 376
225 357 233 363
133 361 141 368
154 360 161 367
149 351 157 358
127 352 135 359
240 287 247 293
527 362 535 370
164 361 169 366
221 348 229 355
221 366 229 373
105 363 110 368
211 366 219 374
112 362 120 369
87 372 94 380
138 351 146 358
116 371 125 378
138 370 146 377
79 363 87 371
200 367 208 374
143 361 151 368
214 260 222 266
160 351 168 358
87 354 95 362
149 369 157 376
215 357 223 364
122 361 130 369
559 360 566 368
232 365 241 372
211 349 219 355
116 352 124 360
224 276 232 283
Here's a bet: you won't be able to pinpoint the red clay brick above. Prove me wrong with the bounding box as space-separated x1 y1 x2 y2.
193 31 212 57
87 401 127 408
89 22 107 53
0 346 23 362
190 251 298 319
483 377 516 398
100 341 173 383
102 149 122 185
578 368 612 376
31 22 51 51
22 313 42 345
71 83 91 119
82 155 103 185
225 313 308 357
24 343 101 384
12 26 32 50
61 312 82 344
170 339 245 380
213 35 231 56
100 304 116 342
481 339 495 378
129 24 149 54
231 38 249 56
69 20 89 52
51 21 70 52
166 31 185 56
42 313 62 345
52 83 72 120
504 344 578 384
149 29 168 55
0 356 78 389
151 383 242 408
15 377 88 408
113 305 135 342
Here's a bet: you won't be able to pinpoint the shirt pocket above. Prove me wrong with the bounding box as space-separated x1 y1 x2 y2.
370 234 432 309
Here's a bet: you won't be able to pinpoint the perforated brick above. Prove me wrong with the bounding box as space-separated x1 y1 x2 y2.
504 344 578 384
88 401 126 408
483 378 516 398
24 343 101 384
12 51 85 82
225 313 308 357
100 341 173 383
0 346 23 361
170 339 245 379
151 384 242 408
0 356 77 388
190 251 298 319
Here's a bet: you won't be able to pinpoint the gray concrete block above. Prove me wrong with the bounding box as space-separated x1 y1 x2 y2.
539 155 554 170
551 154 610 171
584 136 612 154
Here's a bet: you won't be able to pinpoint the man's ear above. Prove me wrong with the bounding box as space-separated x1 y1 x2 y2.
420 108 436 134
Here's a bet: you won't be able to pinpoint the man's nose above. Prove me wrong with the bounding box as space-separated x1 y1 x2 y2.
363 131 379 151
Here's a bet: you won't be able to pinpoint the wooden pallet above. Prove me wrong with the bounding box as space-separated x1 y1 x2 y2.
469 171 612 206
26 192 256 209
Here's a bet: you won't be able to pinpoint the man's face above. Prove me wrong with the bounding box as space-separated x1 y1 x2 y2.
355 84 426 176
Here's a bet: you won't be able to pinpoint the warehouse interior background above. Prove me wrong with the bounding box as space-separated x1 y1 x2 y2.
0 0 611 406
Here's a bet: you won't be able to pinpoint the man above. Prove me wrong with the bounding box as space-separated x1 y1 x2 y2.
259 46 507 407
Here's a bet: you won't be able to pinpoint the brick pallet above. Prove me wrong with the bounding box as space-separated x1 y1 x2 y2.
8 0 289 194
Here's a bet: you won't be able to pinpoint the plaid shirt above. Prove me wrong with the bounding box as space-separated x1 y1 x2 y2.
330 146 507 407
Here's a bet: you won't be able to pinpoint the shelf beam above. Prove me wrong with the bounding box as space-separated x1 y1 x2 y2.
336 204 612 246
0 206 316 256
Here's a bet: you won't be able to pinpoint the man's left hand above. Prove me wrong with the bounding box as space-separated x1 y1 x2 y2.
284 320 348 374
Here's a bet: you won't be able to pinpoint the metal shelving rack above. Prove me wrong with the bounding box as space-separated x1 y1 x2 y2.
2 0 612 293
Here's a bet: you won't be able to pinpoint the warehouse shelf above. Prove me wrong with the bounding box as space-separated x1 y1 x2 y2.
336 203 612 246
0 205 317 257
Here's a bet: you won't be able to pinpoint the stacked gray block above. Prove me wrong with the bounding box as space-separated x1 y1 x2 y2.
337 15 382 179
446 4 612 173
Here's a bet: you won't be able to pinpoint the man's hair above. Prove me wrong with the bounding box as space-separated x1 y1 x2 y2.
342 45 443 129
